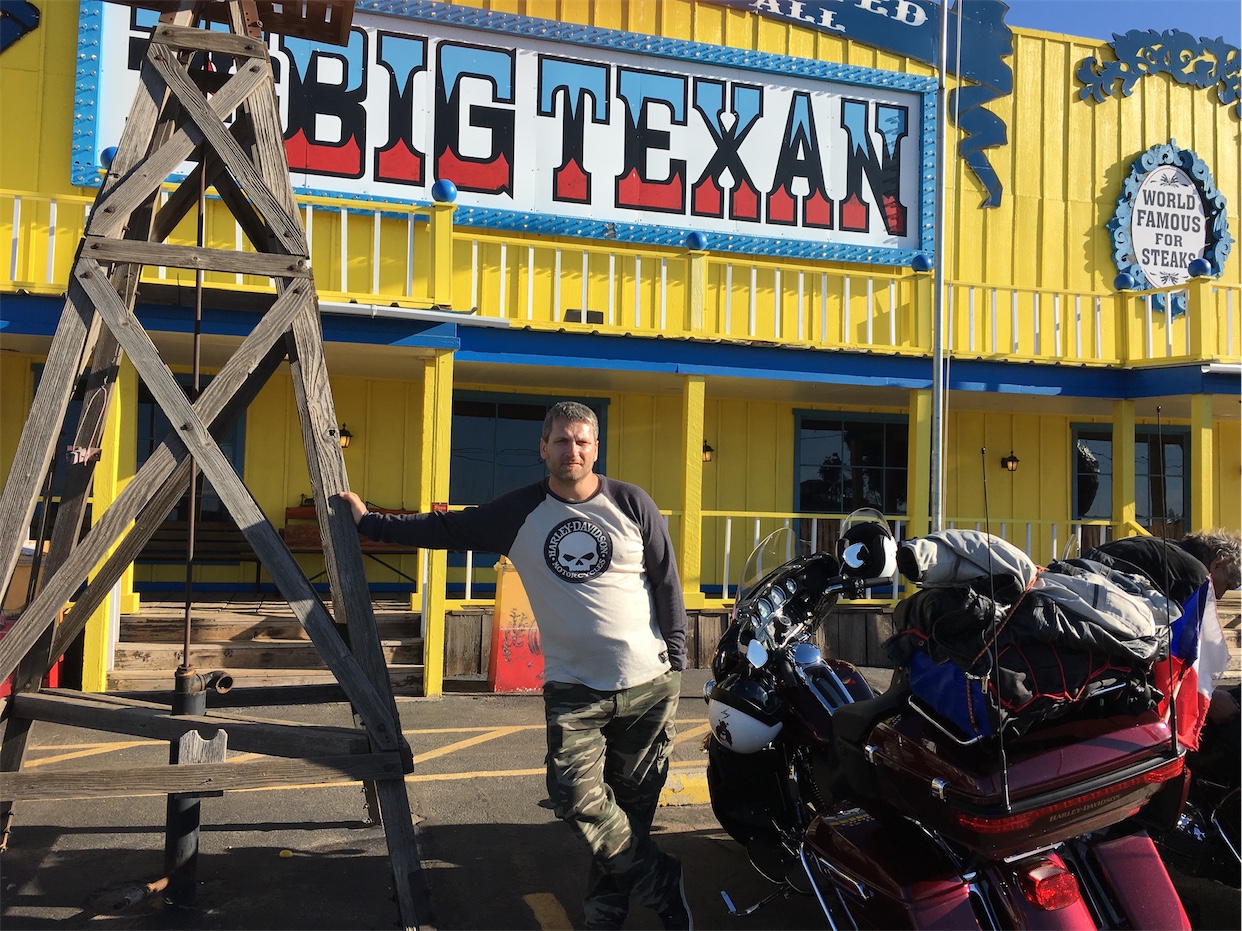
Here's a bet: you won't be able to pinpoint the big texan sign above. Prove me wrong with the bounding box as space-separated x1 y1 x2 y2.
75 0 934 264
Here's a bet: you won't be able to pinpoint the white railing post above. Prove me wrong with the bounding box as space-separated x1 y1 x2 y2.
420 549 430 638
339 205 349 293
406 211 416 299
9 195 21 281
608 252 616 325
372 209 382 296
46 198 58 285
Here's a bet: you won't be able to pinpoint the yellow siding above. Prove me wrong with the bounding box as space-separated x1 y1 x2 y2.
1216 420 1242 530
0 352 34 482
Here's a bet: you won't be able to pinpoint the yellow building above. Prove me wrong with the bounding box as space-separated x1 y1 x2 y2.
1 1 1238 696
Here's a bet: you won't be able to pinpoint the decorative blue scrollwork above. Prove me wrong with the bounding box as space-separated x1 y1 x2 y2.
1107 140 1233 315
1077 29 1241 116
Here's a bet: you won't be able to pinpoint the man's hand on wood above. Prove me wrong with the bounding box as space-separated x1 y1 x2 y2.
336 491 367 525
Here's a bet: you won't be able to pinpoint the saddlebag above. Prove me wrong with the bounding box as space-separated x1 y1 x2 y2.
864 708 1185 858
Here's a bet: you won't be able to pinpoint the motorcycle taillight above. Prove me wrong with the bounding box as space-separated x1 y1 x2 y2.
950 756 1186 834
1017 859 1080 910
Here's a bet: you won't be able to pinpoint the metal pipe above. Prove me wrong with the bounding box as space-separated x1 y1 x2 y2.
929 0 951 532
164 665 208 908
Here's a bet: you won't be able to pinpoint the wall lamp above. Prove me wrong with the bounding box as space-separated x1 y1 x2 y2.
1002 451 1019 473
339 424 354 449
702 442 715 463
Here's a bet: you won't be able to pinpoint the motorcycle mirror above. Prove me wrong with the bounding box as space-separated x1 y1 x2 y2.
745 638 769 669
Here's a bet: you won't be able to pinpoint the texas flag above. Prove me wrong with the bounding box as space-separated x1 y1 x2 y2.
1153 579 1231 750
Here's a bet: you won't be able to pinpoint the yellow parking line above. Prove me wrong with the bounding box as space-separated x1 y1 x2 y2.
674 722 710 745
412 725 529 764
25 741 149 767
524 892 572 930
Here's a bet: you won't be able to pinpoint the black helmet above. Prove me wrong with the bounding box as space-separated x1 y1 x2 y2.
839 508 897 579
708 669 784 753
711 623 744 682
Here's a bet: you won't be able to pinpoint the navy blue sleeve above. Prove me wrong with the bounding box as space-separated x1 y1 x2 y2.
356 482 546 555
603 478 688 671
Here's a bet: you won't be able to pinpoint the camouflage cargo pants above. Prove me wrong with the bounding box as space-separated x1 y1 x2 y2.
543 669 681 930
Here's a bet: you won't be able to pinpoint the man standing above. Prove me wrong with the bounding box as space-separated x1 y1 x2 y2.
337 400 693 930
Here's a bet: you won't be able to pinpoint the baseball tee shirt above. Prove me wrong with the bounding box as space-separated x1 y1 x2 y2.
355 476 687 691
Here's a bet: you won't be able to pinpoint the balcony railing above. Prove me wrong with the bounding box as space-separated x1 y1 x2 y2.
4 188 1238 365
402 511 1120 611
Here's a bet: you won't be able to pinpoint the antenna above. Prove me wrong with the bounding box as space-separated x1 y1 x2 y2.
1155 407 1180 758
980 446 1012 809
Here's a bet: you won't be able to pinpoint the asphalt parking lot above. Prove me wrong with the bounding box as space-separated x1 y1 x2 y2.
1 669 1238 930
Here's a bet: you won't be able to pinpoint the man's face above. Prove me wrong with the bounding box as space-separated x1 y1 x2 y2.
1208 556 1239 600
540 417 598 484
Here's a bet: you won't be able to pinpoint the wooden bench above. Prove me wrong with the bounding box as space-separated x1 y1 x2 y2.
140 520 257 563
138 519 262 589
282 506 421 583
135 508 423 589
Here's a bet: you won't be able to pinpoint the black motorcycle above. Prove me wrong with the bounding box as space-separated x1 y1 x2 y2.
704 509 1194 929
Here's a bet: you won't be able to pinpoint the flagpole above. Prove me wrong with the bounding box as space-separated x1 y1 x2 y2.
929 0 950 532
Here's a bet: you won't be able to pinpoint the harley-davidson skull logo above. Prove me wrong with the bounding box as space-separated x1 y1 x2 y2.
545 519 612 582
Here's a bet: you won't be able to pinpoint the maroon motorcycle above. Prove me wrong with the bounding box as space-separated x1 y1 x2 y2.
704 510 1191 929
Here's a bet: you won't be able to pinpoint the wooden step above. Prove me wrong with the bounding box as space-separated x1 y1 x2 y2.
118 613 420 643
107 664 425 695
1218 589 1240 628
112 639 424 670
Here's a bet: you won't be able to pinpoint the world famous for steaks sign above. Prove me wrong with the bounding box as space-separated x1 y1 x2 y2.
74 0 934 265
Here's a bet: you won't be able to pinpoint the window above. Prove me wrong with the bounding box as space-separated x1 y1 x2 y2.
449 393 608 504
1072 428 1112 520
136 374 245 523
795 412 908 515
1070 425 1188 537
1136 428 1188 538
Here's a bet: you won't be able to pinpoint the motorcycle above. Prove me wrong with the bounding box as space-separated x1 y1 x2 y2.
704 509 1192 929
1139 685 1241 888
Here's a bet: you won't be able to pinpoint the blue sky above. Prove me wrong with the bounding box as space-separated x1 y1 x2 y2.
1000 0 1240 47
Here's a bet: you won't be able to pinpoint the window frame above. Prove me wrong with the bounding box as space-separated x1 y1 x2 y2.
449 391 609 505
792 409 909 515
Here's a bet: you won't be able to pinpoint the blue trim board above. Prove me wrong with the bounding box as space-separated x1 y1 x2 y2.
0 293 460 351
455 326 1239 402
5 293 1236 402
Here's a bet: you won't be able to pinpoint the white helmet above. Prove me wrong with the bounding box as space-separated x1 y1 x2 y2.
708 671 784 754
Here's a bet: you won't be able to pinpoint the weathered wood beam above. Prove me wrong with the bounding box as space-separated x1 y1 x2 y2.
154 20 267 57
0 282 97 612
151 124 268 248
88 61 267 239
146 34 304 253
75 260 398 751
1 752 405 801
84 236 311 278
9 691 370 758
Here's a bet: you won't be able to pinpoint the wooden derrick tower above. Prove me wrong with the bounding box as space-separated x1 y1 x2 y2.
0 2 431 927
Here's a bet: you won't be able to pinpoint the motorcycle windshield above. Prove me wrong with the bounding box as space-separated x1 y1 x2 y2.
736 528 806 604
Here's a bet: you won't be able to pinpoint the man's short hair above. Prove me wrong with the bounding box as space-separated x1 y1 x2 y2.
542 401 598 441
1180 528 1242 591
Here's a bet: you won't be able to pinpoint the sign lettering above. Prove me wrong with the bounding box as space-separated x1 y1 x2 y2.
79 2 935 263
